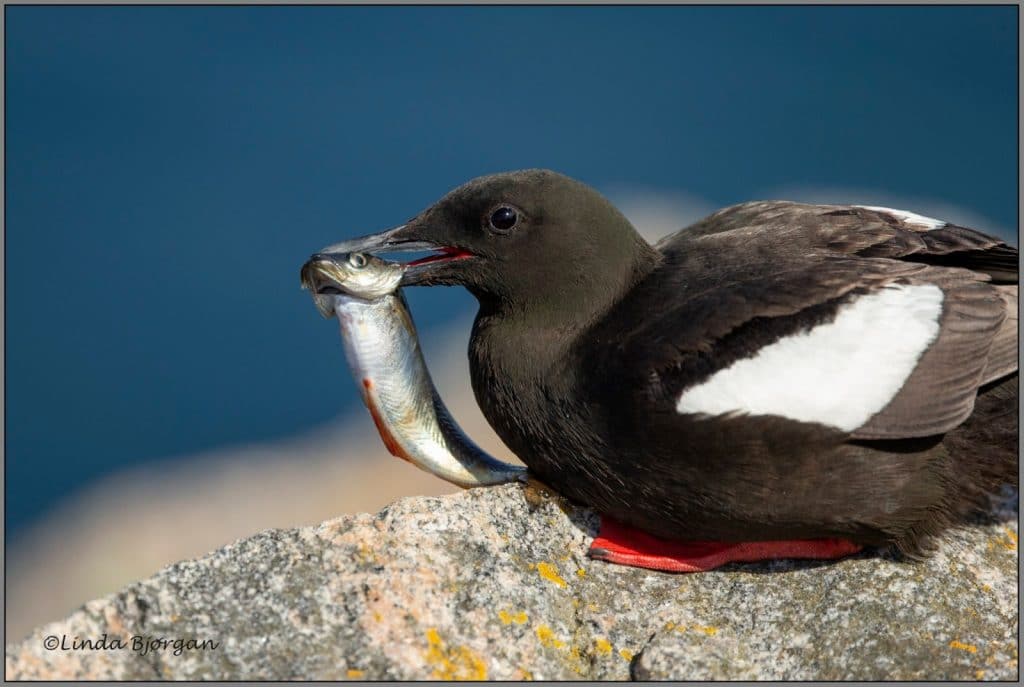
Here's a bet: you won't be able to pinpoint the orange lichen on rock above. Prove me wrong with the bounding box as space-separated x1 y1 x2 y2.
514 667 533 680
662 621 718 637
532 623 589 674
1001 528 1018 551
423 628 487 680
498 610 528 625
949 640 978 654
535 624 565 650
535 562 567 588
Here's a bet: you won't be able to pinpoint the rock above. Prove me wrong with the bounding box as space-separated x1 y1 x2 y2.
5 482 1018 680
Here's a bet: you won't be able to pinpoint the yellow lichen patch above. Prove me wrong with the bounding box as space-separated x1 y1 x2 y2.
567 646 585 675
619 648 634 661
594 638 613 655
535 624 566 650
949 640 978 654
498 610 528 625
975 669 986 679
516 667 533 680
662 621 718 637
346 669 364 679
535 562 568 588
576 568 586 578
423 628 488 680
1002 527 1018 551
356 541 377 563
533 624 587 674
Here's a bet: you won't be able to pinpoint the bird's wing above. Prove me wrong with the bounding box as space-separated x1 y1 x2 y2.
604 201 1017 440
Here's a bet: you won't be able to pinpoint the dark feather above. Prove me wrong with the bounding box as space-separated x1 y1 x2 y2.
623 203 1020 435
460 190 1016 554
981 285 1018 384
565 201 1017 550
853 274 1006 439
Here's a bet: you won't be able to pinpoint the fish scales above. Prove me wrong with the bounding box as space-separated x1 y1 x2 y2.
301 252 525 488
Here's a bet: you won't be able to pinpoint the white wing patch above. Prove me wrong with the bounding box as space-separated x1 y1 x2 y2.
675 284 944 431
855 205 946 231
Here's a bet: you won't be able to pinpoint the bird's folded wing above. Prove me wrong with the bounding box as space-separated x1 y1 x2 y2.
627 201 1017 440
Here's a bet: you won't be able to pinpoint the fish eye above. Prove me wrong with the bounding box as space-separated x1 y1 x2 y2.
488 205 519 233
348 253 368 269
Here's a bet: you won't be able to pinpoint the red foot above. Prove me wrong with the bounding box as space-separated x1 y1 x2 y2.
588 516 863 572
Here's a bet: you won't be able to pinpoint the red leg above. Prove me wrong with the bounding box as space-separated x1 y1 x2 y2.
588 516 863 572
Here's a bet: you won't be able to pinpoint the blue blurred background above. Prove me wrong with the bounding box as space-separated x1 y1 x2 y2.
5 5 1017 540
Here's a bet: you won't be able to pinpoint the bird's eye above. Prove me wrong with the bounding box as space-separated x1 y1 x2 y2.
348 253 368 269
488 206 519 233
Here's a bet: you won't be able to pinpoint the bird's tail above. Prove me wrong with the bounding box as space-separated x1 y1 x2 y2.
942 372 1018 519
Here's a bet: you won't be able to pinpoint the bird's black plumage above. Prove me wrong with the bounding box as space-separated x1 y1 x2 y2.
323 169 1018 555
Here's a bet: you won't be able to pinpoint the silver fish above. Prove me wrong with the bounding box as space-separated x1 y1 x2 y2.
300 251 526 487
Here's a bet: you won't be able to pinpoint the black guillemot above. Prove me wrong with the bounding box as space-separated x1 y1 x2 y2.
318 169 1018 571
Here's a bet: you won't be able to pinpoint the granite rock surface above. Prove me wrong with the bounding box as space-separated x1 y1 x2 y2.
6 482 1018 680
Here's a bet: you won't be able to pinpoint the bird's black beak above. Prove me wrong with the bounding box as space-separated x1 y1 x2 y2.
317 224 437 256
315 224 477 287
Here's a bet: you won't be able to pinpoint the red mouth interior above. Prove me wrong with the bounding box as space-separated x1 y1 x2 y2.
406 246 475 267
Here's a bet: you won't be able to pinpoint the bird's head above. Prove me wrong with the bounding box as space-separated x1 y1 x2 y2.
315 169 657 318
